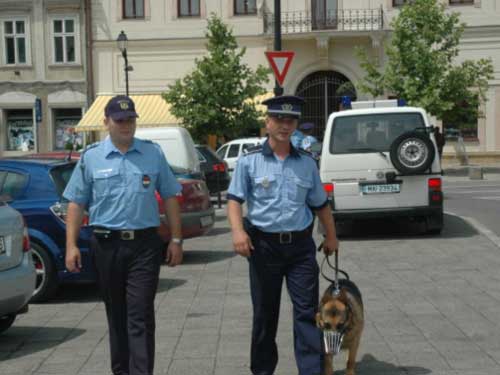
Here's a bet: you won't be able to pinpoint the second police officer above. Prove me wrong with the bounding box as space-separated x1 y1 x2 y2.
64 95 183 375
227 95 339 375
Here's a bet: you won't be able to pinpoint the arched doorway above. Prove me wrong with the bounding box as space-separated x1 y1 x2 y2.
296 71 356 139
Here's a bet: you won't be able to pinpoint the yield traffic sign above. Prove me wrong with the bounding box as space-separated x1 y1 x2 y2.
265 51 295 87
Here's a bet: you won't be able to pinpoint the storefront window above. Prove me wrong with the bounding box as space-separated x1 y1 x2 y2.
6 109 34 151
53 108 83 150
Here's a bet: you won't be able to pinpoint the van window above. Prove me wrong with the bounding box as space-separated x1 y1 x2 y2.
217 145 228 159
330 113 425 154
227 144 240 158
242 143 255 153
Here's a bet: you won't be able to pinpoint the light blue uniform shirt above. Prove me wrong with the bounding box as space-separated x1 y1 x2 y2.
227 140 328 233
290 130 304 149
63 137 181 229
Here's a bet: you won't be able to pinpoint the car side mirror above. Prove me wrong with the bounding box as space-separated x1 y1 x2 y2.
310 142 322 153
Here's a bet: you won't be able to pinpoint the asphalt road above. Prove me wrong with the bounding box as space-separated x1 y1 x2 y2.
444 175 500 238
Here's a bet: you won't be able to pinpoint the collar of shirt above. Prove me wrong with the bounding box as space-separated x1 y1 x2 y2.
262 139 300 159
103 136 143 157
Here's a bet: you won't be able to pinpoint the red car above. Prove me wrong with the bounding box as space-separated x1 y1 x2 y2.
25 152 214 241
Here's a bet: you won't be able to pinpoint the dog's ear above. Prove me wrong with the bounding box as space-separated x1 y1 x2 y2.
321 293 333 306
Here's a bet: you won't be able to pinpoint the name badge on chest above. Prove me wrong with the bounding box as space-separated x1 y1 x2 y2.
142 174 151 188
262 176 270 188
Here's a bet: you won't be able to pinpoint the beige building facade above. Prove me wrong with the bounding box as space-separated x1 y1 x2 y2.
89 0 500 160
0 0 89 156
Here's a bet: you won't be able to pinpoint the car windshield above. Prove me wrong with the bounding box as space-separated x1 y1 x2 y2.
196 146 221 164
330 112 426 154
50 164 76 197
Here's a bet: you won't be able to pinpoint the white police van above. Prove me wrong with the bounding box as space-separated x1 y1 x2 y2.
319 100 443 234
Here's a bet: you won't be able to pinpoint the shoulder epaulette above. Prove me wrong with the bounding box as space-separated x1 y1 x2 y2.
298 149 314 158
141 139 153 144
80 141 100 169
243 144 263 156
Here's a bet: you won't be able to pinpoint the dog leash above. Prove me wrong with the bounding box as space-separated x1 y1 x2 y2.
318 243 350 294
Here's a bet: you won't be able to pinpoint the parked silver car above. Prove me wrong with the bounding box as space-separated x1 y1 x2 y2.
0 201 36 334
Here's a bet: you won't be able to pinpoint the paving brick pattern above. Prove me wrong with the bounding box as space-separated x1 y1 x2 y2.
1 211 500 374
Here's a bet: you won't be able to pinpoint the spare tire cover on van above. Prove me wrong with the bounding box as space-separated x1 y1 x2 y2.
389 131 435 174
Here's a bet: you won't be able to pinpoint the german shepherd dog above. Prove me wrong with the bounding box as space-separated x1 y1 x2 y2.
316 279 364 375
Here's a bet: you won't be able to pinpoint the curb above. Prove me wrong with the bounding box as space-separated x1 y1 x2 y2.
443 166 500 176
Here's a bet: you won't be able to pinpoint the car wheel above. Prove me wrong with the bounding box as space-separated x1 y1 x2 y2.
30 243 59 303
390 131 435 174
0 315 16 334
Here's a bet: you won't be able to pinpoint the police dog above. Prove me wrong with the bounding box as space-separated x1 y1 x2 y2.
316 279 364 375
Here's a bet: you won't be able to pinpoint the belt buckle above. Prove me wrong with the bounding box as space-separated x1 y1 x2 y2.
279 232 292 244
120 230 135 240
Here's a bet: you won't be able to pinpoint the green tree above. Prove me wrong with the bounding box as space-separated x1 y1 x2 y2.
357 0 493 123
163 14 270 141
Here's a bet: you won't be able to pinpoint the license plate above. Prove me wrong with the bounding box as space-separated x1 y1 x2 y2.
0 236 5 255
200 215 213 227
361 184 401 194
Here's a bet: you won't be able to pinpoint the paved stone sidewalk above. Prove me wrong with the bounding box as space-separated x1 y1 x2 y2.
1 212 500 374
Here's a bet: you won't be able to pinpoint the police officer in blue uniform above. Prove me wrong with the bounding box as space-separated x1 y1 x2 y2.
227 95 339 375
63 95 183 375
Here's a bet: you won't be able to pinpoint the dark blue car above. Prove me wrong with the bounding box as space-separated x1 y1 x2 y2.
0 158 94 302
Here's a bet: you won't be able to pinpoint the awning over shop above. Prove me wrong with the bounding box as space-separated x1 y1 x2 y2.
75 94 181 132
75 92 275 132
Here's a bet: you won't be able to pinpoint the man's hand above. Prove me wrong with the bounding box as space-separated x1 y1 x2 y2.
165 242 183 267
232 229 254 257
322 235 339 256
66 245 82 273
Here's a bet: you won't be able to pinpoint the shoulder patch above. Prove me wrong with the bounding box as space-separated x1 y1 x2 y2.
242 144 263 156
298 149 313 158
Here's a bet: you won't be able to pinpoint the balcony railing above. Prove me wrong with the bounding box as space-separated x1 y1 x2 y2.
263 8 384 34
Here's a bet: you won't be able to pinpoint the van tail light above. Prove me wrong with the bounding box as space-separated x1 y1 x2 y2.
428 178 442 204
50 203 90 227
22 218 30 253
323 183 334 197
428 178 442 192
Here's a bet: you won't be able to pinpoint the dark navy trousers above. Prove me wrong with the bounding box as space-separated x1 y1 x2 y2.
248 233 323 375
91 232 163 375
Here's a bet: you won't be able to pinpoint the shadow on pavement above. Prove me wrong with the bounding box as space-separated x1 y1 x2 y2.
334 353 431 375
182 250 236 265
204 227 231 237
47 278 187 303
338 213 478 241
156 278 187 293
0 327 86 359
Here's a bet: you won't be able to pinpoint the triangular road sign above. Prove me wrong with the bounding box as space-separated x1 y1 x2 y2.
265 51 295 87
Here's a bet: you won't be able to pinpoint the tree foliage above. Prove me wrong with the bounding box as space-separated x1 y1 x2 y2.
163 14 270 141
357 0 493 123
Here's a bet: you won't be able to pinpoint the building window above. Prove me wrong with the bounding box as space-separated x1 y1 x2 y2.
52 17 78 64
449 0 473 5
123 0 145 19
6 109 34 151
53 108 83 150
234 0 257 15
393 0 414 6
178 0 200 17
3 19 28 65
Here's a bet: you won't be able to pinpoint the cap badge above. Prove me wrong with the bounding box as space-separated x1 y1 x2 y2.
119 101 129 110
281 104 293 111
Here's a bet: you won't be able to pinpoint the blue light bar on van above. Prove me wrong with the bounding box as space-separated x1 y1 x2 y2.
397 98 407 107
341 96 352 109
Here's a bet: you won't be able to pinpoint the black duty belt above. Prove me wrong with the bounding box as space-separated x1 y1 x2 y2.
253 226 312 245
93 227 157 241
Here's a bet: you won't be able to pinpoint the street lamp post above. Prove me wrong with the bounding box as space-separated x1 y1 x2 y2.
117 30 132 96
